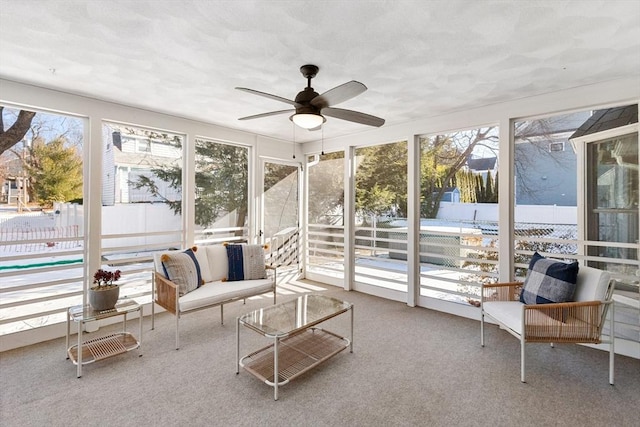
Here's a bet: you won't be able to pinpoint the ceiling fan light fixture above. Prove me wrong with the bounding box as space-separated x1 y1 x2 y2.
291 112 324 129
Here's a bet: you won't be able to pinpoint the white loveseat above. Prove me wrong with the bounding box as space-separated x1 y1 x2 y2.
152 244 276 349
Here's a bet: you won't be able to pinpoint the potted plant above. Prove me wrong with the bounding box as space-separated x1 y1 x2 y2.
89 269 122 311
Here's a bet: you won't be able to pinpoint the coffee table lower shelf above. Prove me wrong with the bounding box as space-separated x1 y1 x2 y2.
67 332 140 365
240 328 350 384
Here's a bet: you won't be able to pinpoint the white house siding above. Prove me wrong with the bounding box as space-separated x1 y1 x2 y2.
101 126 116 206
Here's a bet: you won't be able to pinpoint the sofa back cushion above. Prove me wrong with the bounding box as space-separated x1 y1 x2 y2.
205 245 229 282
161 248 202 296
226 244 267 281
193 246 213 283
574 265 611 302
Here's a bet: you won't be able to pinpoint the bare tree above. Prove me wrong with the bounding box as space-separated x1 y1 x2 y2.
0 107 36 155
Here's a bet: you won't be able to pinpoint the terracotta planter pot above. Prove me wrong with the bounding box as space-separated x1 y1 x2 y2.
89 285 120 311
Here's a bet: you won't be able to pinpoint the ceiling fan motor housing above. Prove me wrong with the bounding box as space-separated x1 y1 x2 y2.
295 87 321 114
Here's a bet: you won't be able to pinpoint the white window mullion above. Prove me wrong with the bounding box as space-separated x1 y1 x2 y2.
344 146 356 291
183 134 196 247
498 117 514 282
87 117 103 304
407 134 420 307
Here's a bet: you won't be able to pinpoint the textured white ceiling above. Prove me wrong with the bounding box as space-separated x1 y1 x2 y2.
1 0 639 142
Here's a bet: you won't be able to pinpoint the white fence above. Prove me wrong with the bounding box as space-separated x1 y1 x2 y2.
436 202 577 224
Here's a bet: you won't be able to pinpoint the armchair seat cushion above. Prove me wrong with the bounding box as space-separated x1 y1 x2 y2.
179 279 274 312
483 301 525 335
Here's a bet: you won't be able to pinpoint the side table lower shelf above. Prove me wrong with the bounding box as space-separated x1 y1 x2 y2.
67 332 140 365
66 299 143 377
240 328 350 384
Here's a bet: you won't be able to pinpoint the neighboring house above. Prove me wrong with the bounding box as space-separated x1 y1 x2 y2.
102 125 182 206
513 111 592 206
0 147 29 206
466 155 497 184
434 186 460 203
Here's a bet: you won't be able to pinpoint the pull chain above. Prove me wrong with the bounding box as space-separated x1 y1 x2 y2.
292 121 296 159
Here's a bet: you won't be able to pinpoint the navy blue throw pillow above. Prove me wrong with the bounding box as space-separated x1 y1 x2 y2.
520 252 579 304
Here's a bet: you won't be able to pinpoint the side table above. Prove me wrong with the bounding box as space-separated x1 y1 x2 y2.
66 299 143 377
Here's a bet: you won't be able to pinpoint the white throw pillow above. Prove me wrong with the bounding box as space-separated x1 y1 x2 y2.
193 246 213 283
206 245 229 281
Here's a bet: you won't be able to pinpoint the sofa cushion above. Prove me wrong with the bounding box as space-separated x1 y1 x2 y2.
226 244 267 281
161 248 202 296
205 245 228 282
520 252 578 305
193 246 213 283
179 279 274 311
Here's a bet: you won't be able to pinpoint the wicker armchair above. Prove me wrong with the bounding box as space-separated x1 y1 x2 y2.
480 265 615 384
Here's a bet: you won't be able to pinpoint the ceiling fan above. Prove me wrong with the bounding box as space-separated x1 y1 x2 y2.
236 64 385 130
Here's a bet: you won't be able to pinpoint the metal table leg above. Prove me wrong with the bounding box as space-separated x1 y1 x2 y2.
236 317 240 374
350 305 354 353
65 309 70 360
273 336 279 401
77 320 83 378
138 305 143 356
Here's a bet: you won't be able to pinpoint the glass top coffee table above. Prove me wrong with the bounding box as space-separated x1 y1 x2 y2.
236 294 353 400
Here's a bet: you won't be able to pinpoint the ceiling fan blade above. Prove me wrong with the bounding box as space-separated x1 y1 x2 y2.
235 87 301 107
238 109 295 121
322 107 385 127
311 81 367 108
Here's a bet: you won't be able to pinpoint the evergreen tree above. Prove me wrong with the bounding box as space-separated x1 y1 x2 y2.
355 142 407 219
26 137 82 207
132 137 248 230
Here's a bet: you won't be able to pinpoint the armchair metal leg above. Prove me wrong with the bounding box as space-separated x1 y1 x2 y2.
175 314 180 350
480 310 485 347
520 337 526 383
609 302 615 386
151 279 155 330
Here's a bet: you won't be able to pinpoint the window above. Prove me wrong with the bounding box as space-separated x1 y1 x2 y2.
193 138 249 244
354 141 408 293
549 142 564 152
0 106 85 335
513 111 584 277
419 127 499 305
101 122 184 305
307 151 345 280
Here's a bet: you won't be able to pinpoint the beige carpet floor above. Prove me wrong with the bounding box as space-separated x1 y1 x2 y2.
1 280 639 427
